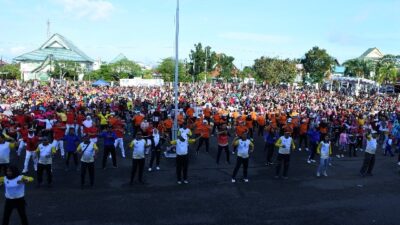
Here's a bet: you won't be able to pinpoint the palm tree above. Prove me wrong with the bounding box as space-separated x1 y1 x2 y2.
376 62 398 85
343 59 373 78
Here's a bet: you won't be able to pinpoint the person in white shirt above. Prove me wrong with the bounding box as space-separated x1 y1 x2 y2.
77 135 99 188
0 134 16 175
0 165 33 225
170 135 196 184
274 131 295 179
316 136 332 177
360 131 378 177
129 132 149 184
35 138 56 187
231 134 254 183
148 128 163 172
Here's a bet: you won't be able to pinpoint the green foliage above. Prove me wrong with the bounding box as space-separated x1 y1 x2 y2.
217 53 235 80
156 58 189 82
343 58 373 78
375 61 398 84
83 64 112 81
109 59 143 79
253 57 297 85
301 46 334 83
50 61 81 80
0 63 20 79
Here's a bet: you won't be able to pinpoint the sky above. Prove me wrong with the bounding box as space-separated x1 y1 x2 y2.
0 0 400 67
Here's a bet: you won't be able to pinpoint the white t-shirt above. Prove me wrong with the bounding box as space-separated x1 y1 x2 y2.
79 142 96 163
278 137 292 154
237 139 252 158
37 144 53 165
132 139 147 159
0 142 11 164
176 139 189 155
4 175 25 199
320 142 330 159
365 138 377 154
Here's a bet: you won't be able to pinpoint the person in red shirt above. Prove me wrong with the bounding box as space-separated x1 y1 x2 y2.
17 124 29 156
86 125 98 143
113 117 126 158
52 120 66 157
21 128 40 173
66 109 76 135
75 112 86 136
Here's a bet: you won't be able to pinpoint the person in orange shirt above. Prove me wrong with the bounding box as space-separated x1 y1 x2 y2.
203 106 212 123
212 112 221 135
196 120 211 154
268 112 278 129
235 121 249 137
245 115 254 138
193 117 203 138
133 113 144 136
257 113 266 136
298 117 309 151
163 115 173 139
186 107 194 119
282 118 294 135
279 112 287 128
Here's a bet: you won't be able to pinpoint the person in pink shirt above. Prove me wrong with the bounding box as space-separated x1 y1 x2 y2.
338 129 348 158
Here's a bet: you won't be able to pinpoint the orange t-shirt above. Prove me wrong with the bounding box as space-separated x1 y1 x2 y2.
164 119 173 129
236 125 248 136
186 108 194 118
198 124 210 138
203 108 211 118
213 114 221 124
257 116 266 126
133 115 144 126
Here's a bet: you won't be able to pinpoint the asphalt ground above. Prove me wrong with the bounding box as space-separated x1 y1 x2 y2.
2 133 400 225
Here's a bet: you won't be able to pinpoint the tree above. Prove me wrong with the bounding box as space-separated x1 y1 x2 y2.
301 46 334 83
0 63 20 79
83 64 113 81
188 43 218 81
50 61 83 81
343 58 373 78
109 59 142 79
156 58 189 82
253 57 297 85
216 53 236 80
375 62 398 85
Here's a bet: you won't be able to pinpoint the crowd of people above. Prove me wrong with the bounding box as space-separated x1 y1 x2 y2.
1 79 400 224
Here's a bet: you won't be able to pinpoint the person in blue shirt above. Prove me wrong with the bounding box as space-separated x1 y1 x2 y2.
307 126 321 164
63 128 80 171
264 125 279 166
98 126 118 169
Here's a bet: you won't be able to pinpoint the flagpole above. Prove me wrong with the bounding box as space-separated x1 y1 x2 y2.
172 0 179 141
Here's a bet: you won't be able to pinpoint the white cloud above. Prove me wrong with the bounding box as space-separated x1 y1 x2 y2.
219 32 292 44
55 0 114 21
10 46 27 55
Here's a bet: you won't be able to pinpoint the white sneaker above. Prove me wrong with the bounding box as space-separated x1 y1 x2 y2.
305 148 309 151
231 178 236 183
122 154 126 158
336 155 340 158
311 159 316 163
341 154 345 158
183 180 189 184
148 168 152 172
243 179 249 183
298 148 302 152
316 172 320 177
307 160 311 164
323 172 328 177
177 181 182 185
22 169 28 173
156 166 160 170
397 162 400 166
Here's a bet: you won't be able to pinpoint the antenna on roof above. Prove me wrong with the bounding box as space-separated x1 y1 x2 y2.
47 19 51 39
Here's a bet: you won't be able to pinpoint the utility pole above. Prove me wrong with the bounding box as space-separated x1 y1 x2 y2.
204 48 207 83
172 0 179 141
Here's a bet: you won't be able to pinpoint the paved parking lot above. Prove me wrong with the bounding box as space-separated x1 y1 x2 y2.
2 135 400 225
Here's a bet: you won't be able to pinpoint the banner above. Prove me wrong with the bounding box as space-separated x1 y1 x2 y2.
120 78 164 87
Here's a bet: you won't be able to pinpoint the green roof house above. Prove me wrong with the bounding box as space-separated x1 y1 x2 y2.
359 47 384 61
14 33 94 81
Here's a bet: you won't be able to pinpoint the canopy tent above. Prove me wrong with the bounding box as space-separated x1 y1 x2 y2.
92 79 110 87
331 76 377 85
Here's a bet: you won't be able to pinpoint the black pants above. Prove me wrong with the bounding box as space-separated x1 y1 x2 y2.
232 156 249 179
360 152 375 175
65 152 79 167
258 125 265 136
197 137 209 152
81 162 95 186
265 143 275 163
212 123 220 135
2 198 28 225
275 154 290 177
37 163 52 185
298 134 307 149
176 155 188 181
349 144 357 157
130 158 145 183
0 163 9 176
149 146 161 167
309 142 317 160
102 145 117 168
216 145 230 164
